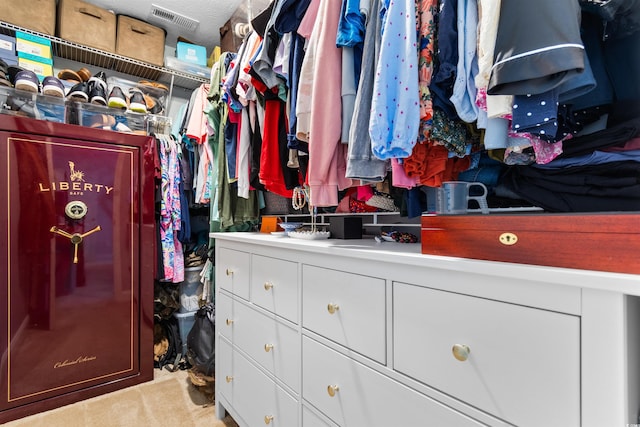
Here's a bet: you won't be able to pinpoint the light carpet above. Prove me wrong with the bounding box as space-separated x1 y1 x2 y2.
3 368 238 427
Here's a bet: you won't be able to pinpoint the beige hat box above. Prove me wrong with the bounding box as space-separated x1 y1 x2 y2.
0 0 56 35
56 0 116 53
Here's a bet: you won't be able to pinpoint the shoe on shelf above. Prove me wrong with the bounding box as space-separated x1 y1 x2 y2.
77 67 91 82
14 70 40 93
138 80 169 92
0 59 10 86
67 81 89 101
7 66 24 86
108 86 127 109
42 76 65 97
88 70 107 92
89 83 107 105
0 60 9 87
57 69 82 84
128 88 147 113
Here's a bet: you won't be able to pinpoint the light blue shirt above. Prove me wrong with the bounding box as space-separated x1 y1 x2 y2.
368 0 419 160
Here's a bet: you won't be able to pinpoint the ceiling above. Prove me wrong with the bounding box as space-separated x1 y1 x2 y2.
87 0 268 51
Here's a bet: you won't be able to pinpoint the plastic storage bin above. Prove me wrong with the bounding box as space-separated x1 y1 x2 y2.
179 266 204 313
164 56 211 78
66 101 147 135
174 310 196 357
0 86 66 123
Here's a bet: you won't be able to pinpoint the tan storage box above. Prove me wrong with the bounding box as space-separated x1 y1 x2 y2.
57 0 116 53
115 16 165 66
0 0 56 35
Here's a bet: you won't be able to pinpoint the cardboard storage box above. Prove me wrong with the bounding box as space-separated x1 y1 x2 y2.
176 41 207 66
57 0 116 53
0 34 17 66
420 212 640 274
17 52 53 80
15 31 52 59
0 0 56 35
0 34 15 57
115 15 165 66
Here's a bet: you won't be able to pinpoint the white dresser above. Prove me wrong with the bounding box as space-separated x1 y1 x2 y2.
213 232 640 427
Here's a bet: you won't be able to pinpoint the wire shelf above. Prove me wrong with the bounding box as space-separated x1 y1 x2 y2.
0 21 208 91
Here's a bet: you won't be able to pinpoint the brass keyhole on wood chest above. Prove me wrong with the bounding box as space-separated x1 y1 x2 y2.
499 232 518 246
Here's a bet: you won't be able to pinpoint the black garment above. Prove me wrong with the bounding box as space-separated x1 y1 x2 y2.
428 0 459 119
249 101 266 191
251 2 275 38
502 160 640 212
488 0 584 96
558 117 640 159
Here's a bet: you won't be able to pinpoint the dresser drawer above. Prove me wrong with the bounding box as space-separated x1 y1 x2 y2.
302 337 484 427
393 282 580 427
217 337 234 406
233 300 300 392
302 265 386 363
217 247 250 300
251 254 298 323
217 291 233 341
232 344 299 427
303 405 338 427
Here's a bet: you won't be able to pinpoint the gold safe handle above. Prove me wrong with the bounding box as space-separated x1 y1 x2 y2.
50 225 102 263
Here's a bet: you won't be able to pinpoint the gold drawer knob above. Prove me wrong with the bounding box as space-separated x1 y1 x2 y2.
264 343 274 352
264 415 274 424
452 344 471 362
264 281 273 290
327 384 340 397
226 268 234 276
225 318 234 326
499 232 518 246
225 375 233 383
327 303 340 314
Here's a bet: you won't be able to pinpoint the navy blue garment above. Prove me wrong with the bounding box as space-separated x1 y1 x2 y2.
603 28 640 101
286 32 309 152
511 90 559 140
567 13 614 110
224 115 238 180
457 151 504 189
405 187 428 218
176 160 192 243
274 0 312 34
428 0 459 119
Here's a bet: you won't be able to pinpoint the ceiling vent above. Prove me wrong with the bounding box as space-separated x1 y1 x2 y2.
149 4 200 32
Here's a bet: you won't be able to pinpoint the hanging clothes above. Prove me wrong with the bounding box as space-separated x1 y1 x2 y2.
298 0 354 206
368 0 421 160
158 134 185 283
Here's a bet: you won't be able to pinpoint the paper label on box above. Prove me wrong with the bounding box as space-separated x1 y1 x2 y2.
0 40 13 52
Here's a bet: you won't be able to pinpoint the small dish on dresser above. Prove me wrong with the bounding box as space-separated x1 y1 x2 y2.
288 230 330 240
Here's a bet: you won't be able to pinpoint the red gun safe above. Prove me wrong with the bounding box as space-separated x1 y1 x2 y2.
0 115 155 423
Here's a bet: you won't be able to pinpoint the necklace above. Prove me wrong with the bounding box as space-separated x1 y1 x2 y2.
292 186 308 211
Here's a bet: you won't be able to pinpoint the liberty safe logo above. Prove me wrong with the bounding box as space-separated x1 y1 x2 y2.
38 160 114 196
68 161 85 182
